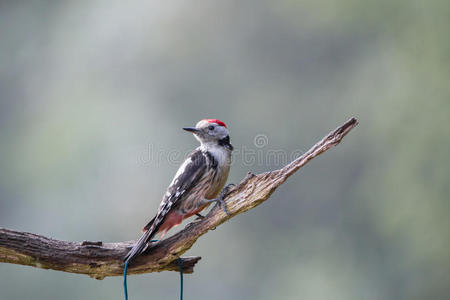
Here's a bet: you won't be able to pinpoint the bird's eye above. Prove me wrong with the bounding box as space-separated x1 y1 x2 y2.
208 125 215 131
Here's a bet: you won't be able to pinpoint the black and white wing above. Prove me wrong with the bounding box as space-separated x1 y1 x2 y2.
123 149 208 263
146 149 208 231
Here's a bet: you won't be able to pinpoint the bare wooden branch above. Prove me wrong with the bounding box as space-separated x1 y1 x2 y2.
0 228 200 279
0 118 358 279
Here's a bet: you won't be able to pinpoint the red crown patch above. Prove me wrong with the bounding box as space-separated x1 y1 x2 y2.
204 119 227 128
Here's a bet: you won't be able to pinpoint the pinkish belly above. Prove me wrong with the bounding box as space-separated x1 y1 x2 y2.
157 204 209 235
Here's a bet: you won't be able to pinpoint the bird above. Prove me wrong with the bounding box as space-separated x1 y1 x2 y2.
123 119 234 264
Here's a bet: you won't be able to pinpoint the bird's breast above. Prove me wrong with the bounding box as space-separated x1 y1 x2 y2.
204 158 230 199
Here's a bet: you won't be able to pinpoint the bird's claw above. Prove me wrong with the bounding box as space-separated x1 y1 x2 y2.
207 183 234 216
195 213 216 230
220 183 235 199
217 196 230 216
195 213 205 220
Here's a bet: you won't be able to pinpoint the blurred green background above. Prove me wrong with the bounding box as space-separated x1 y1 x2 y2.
1 1 449 299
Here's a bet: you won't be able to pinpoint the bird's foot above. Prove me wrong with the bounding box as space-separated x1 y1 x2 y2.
195 213 205 220
206 183 235 216
194 213 216 230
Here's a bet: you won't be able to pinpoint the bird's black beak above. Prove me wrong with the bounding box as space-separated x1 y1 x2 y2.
183 127 200 133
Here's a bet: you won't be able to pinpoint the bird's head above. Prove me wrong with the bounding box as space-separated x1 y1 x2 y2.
183 119 232 149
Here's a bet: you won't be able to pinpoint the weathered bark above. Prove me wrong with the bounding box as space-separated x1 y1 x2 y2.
0 228 200 279
0 118 358 280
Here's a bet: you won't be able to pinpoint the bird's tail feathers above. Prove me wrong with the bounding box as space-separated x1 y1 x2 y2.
123 228 157 264
142 216 155 233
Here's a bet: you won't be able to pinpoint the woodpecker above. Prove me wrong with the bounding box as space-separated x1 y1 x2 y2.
123 119 233 264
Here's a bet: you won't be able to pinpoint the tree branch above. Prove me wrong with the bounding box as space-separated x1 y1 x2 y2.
0 117 358 280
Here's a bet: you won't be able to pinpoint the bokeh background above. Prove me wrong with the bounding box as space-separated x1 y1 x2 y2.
1 1 449 299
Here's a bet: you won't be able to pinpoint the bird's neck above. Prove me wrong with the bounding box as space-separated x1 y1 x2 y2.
199 142 232 166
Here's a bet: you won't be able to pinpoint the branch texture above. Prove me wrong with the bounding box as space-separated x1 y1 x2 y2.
0 118 358 279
